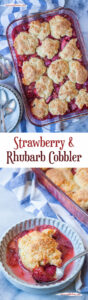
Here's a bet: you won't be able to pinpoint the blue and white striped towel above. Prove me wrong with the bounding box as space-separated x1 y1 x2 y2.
1 0 88 132
0 167 88 292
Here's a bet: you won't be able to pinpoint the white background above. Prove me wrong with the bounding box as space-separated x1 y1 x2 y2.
0 132 88 168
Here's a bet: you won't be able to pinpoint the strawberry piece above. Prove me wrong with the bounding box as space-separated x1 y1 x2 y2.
44 58 51 67
52 54 59 62
22 23 29 31
72 168 77 175
33 266 48 282
69 100 78 111
45 264 56 277
33 265 56 282
46 95 52 104
76 83 83 90
61 37 70 51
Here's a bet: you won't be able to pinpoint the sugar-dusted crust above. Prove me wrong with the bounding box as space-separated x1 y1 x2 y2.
36 38 60 59
35 75 54 99
75 89 88 109
49 15 72 39
31 98 48 119
59 39 82 61
18 228 62 270
14 32 38 55
29 20 50 40
61 180 79 194
22 57 46 85
74 168 88 188
45 168 88 210
47 59 69 84
46 168 73 186
68 61 88 84
49 98 68 115
70 188 88 210
59 80 78 102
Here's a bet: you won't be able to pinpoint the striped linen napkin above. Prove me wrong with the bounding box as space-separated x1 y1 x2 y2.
0 167 88 293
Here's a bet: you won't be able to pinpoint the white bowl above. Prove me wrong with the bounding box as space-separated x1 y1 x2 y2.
0 217 85 294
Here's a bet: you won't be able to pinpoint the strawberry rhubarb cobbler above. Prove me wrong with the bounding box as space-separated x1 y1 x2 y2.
6 225 74 284
12 13 88 121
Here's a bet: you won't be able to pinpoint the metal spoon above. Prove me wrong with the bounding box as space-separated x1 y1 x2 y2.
4 99 16 117
41 249 88 285
0 55 12 80
0 88 8 132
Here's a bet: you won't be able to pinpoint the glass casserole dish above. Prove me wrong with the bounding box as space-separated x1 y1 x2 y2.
6 7 88 127
32 168 88 226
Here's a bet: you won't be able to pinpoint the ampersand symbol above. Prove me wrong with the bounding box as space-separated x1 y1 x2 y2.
68 137 74 147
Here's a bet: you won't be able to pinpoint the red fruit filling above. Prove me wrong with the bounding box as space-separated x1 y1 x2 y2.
33 265 56 282
61 36 71 50
72 168 77 175
7 248 18 267
69 99 78 112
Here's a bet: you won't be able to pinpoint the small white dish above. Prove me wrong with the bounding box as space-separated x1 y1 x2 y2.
0 218 85 294
0 84 23 132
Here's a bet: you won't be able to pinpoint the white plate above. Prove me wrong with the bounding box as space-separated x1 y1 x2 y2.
0 217 85 294
0 84 23 132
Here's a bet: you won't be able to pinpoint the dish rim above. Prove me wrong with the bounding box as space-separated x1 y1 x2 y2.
0 83 23 132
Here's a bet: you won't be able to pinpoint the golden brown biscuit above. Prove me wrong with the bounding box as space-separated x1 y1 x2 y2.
22 57 46 85
61 179 79 194
74 168 88 188
36 38 60 59
18 228 62 270
61 168 73 181
46 168 73 186
35 75 54 99
49 15 72 39
29 20 50 40
14 32 38 55
70 188 88 210
45 168 88 210
49 98 68 115
59 39 82 61
46 168 65 186
68 61 88 84
47 59 69 84
59 80 78 102
31 98 48 119
75 89 88 109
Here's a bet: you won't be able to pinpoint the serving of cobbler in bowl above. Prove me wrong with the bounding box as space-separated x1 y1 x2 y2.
6 8 88 126
0 218 84 293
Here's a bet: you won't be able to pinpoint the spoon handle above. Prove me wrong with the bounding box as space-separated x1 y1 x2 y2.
1 108 7 132
0 110 2 132
63 250 88 271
